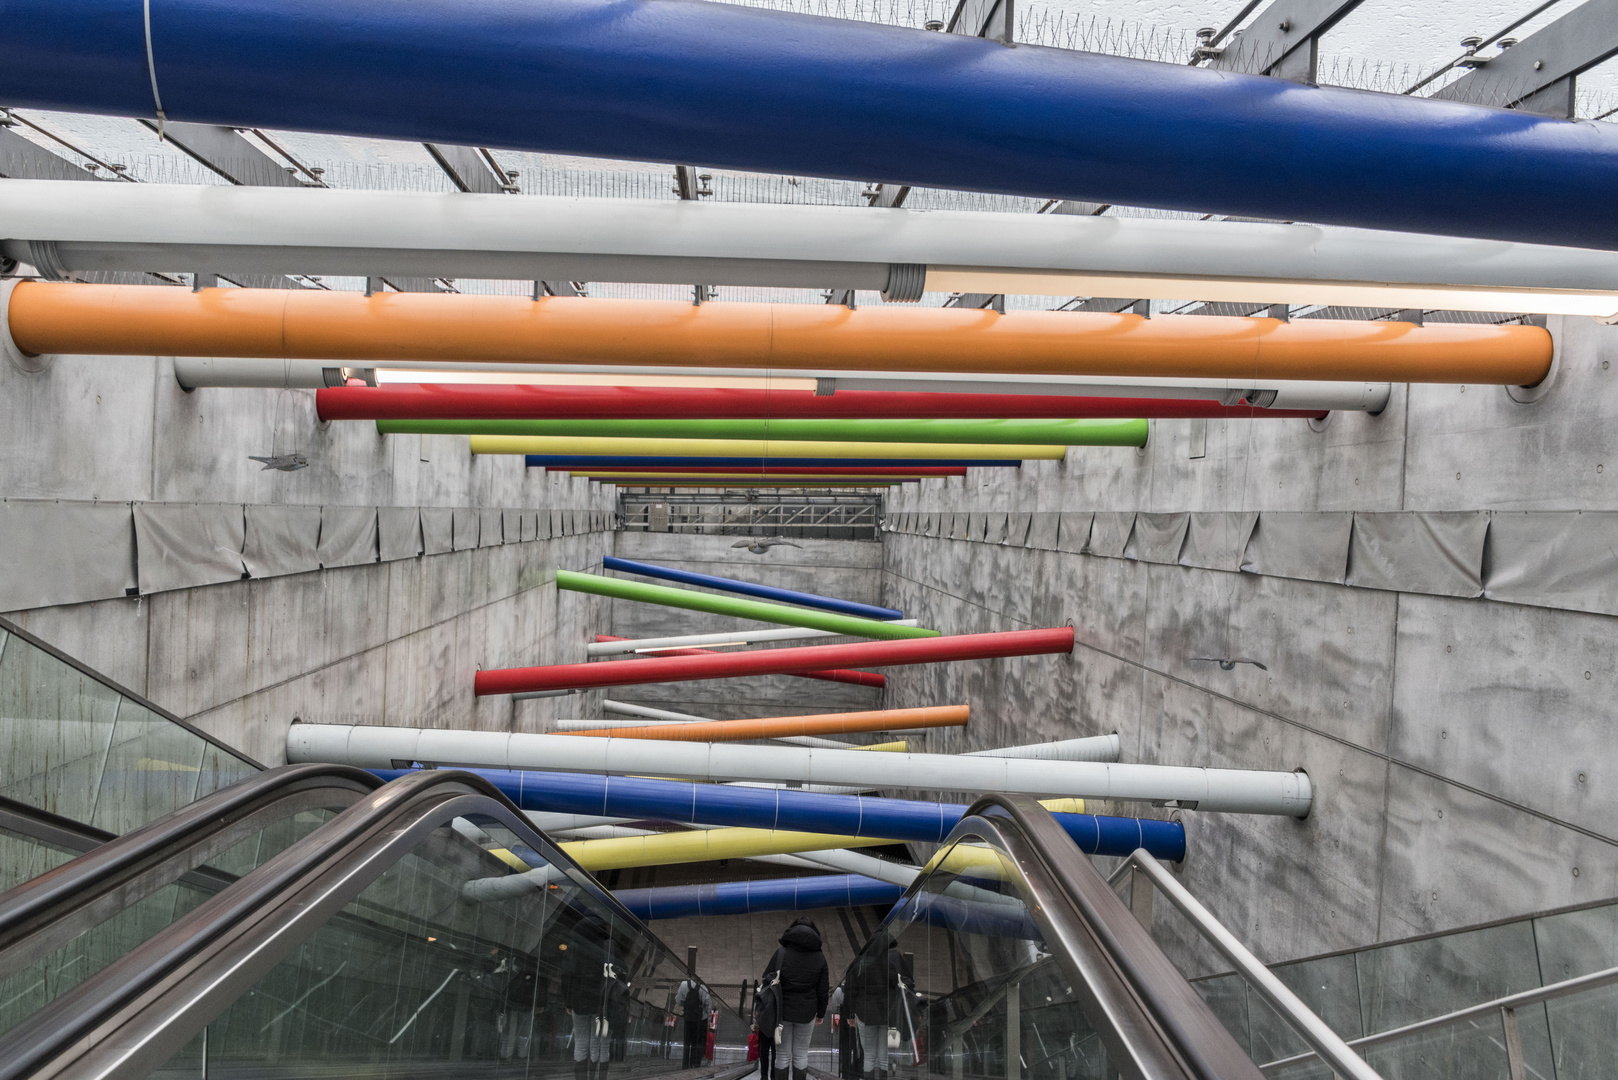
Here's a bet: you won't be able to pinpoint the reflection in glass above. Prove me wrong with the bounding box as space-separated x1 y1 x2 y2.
837 839 1123 1080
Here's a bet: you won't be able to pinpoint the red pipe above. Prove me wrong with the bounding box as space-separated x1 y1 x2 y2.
318 385 1325 421
594 635 885 688
476 627 1075 695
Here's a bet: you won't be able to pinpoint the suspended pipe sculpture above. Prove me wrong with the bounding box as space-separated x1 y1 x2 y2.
387 417 1150 446
4 284 1552 386
573 474 924 485
553 570 938 642
601 557 902 620
475 436 1069 460
6 1 1618 247
566 466 967 477
593 701 908 750
587 480 907 488
369 767 1183 855
180 358 1387 412
595 634 885 689
589 625 920 656
299 727 1310 815
11 181 1618 314
615 875 903 920
477 625 1067 694
558 826 894 871
318 385 1327 422
557 704 965 742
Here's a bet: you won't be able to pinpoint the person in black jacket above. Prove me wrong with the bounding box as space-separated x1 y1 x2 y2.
760 916 830 1080
844 932 903 1080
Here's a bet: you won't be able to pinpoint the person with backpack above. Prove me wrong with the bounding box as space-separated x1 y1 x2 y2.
560 916 616 1080
674 970 712 1069
844 931 903 1080
760 916 830 1080
752 971 782 1080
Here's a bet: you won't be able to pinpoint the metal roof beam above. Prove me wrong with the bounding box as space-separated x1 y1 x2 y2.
1432 0 1618 118
1205 0 1366 82
424 142 513 193
946 0 1013 44
0 126 97 182
137 121 302 186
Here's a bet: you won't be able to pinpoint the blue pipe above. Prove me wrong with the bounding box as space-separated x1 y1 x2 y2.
1 0 1613 249
375 768 1187 862
603 555 902 621
525 456 1019 468
615 874 903 920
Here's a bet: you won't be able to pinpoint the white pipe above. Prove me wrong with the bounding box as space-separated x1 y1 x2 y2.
964 735 1120 763
588 623 920 656
577 707 862 750
167 355 1387 412
601 700 710 723
287 724 1313 816
8 181 1617 314
526 811 634 834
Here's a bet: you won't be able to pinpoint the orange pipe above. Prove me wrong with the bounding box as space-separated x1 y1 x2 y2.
558 704 968 742
7 282 1551 384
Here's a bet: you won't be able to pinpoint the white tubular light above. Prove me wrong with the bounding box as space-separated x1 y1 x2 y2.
8 181 1618 315
287 724 1313 817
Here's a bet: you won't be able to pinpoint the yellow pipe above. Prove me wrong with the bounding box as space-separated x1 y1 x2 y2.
560 827 892 871
470 435 1062 460
5 282 1553 384
859 741 907 752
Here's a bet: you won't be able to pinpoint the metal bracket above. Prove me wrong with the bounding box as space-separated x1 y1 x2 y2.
946 0 1014 44
1206 0 1365 83
1433 1 1618 117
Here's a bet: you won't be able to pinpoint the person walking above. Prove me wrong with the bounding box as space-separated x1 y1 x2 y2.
760 916 830 1080
561 917 616 1080
674 971 712 1069
844 932 903 1080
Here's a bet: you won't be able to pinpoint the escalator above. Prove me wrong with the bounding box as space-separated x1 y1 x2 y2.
0 767 751 1080
829 795 1266 1080
0 771 1355 1080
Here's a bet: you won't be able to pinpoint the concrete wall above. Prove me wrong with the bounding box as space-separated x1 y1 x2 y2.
885 314 1618 974
0 349 614 764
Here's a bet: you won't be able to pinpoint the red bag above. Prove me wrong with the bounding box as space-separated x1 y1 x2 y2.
706 1029 717 1061
747 1032 760 1061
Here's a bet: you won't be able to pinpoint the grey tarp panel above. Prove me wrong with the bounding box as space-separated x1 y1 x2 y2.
452 508 479 551
1004 512 1031 547
948 513 970 540
563 510 577 536
535 509 553 540
378 507 422 562
983 512 1008 545
966 512 988 542
1180 513 1259 572
1349 511 1488 598
905 512 919 534
921 512 940 538
133 503 245 594
479 508 504 547
520 511 537 543
1085 512 1136 558
1055 512 1093 554
1484 511 1618 615
317 506 378 569
1026 512 1060 550
241 504 321 578
549 509 565 538
1241 512 1353 584
0 500 136 611
1125 512 1190 565
421 508 453 555
504 509 524 544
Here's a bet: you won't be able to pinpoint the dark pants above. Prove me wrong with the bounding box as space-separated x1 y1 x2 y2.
758 1034 775 1078
684 1020 707 1068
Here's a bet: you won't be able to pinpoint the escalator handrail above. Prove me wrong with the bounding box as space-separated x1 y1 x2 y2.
1113 851 1380 1080
0 768 741 1080
0 763 379 961
908 795 1266 1080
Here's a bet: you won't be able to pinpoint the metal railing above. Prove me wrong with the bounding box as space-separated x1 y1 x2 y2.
1260 962 1618 1078
618 491 882 539
1107 850 1384 1080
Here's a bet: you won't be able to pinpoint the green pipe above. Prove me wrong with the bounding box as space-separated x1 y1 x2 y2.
556 570 938 639
377 417 1148 446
